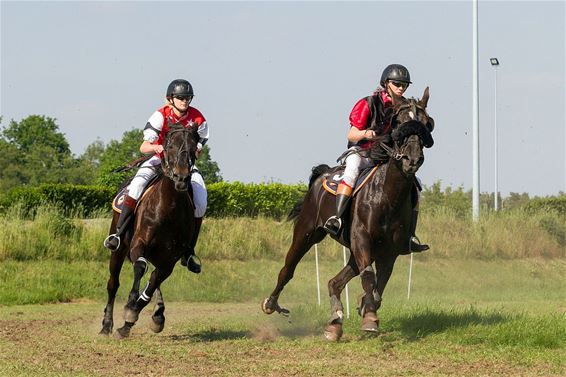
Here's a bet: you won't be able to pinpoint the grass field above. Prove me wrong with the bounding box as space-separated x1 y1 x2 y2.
1 258 565 376
0 210 564 376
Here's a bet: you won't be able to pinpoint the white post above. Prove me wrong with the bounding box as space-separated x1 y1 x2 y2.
342 246 350 318
315 244 321 306
494 64 499 211
472 0 480 221
407 252 414 299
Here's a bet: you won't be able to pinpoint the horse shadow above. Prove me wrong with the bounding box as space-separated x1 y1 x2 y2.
168 329 250 342
393 308 509 341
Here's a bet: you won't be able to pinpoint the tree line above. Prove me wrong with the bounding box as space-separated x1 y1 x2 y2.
0 115 222 191
1 115 563 215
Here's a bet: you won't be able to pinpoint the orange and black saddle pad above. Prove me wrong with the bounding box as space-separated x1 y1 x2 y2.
112 184 156 214
322 164 381 196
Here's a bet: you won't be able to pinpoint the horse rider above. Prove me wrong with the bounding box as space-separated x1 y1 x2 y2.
323 64 430 253
104 79 208 273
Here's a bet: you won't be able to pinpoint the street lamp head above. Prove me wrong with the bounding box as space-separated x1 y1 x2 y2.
490 58 500 66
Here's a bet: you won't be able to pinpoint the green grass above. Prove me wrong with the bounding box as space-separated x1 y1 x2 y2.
0 205 564 262
1 258 564 375
2 258 565 308
0 208 564 375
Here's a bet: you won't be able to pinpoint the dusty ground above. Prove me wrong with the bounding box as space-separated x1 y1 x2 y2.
0 301 562 377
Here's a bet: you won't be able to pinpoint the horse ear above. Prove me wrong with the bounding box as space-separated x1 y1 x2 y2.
419 87 430 108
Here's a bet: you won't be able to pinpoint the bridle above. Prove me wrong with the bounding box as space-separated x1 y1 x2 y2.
162 125 195 180
380 99 428 161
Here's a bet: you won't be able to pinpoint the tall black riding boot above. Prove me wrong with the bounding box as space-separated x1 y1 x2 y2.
181 217 202 274
323 183 353 236
408 209 429 253
103 195 137 252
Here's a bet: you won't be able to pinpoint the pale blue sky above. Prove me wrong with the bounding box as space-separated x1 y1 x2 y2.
1 1 564 196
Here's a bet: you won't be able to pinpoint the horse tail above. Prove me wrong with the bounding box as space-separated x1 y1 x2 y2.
309 164 331 188
287 164 331 223
287 201 303 222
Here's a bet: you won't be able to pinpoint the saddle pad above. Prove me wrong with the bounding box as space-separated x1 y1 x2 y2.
112 185 155 214
322 164 381 196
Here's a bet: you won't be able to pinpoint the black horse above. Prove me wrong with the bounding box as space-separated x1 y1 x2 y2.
100 124 199 339
262 88 434 341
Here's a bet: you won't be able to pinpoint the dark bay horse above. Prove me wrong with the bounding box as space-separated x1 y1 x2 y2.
262 87 434 341
100 124 199 339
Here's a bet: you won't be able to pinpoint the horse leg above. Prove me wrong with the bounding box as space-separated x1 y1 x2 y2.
374 255 398 310
114 256 149 339
149 287 166 333
323 254 359 342
116 265 173 339
99 246 127 335
262 217 326 316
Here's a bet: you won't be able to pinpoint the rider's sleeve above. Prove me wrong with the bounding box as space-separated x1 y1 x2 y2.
349 98 371 130
196 121 209 151
143 111 165 142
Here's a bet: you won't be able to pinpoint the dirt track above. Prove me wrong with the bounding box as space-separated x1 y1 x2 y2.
0 301 562 377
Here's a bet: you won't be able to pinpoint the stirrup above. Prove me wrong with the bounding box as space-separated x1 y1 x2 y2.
187 255 202 274
409 236 429 253
103 234 121 252
323 216 342 236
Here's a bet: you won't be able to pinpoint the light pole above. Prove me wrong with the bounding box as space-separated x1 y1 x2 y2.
490 58 500 211
472 0 480 221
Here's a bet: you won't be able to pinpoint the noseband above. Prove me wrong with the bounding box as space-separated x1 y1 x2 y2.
162 126 195 179
379 135 421 161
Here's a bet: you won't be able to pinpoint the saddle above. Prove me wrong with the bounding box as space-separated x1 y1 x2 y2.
322 164 382 196
112 176 159 214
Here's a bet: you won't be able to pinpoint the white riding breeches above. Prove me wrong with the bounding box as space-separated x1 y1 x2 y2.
127 155 207 218
342 147 373 187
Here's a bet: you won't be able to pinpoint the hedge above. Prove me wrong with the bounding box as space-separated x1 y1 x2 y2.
2 183 563 219
523 196 566 217
0 182 307 219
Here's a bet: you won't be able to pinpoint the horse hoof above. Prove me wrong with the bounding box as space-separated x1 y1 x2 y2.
324 323 343 342
361 312 379 333
99 328 111 336
114 326 130 339
149 317 165 333
261 298 275 315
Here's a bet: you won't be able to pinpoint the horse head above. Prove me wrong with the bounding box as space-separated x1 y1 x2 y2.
384 87 434 176
162 123 199 191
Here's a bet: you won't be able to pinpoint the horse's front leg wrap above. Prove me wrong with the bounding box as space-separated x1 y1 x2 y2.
359 265 378 317
373 289 382 311
328 295 344 324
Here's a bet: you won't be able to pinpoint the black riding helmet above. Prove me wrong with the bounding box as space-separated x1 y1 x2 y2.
380 64 412 86
166 79 194 99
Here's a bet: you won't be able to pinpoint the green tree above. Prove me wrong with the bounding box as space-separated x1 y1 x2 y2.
2 115 70 154
197 144 222 183
0 139 25 191
95 129 144 188
0 115 80 188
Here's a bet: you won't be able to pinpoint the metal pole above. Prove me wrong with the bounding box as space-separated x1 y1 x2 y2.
494 65 499 211
315 244 321 306
342 246 350 319
472 0 480 221
407 253 414 299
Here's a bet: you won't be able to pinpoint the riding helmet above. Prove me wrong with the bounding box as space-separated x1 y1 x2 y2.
166 79 194 99
380 64 412 85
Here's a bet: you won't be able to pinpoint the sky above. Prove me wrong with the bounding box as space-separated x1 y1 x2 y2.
1 1 565 196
